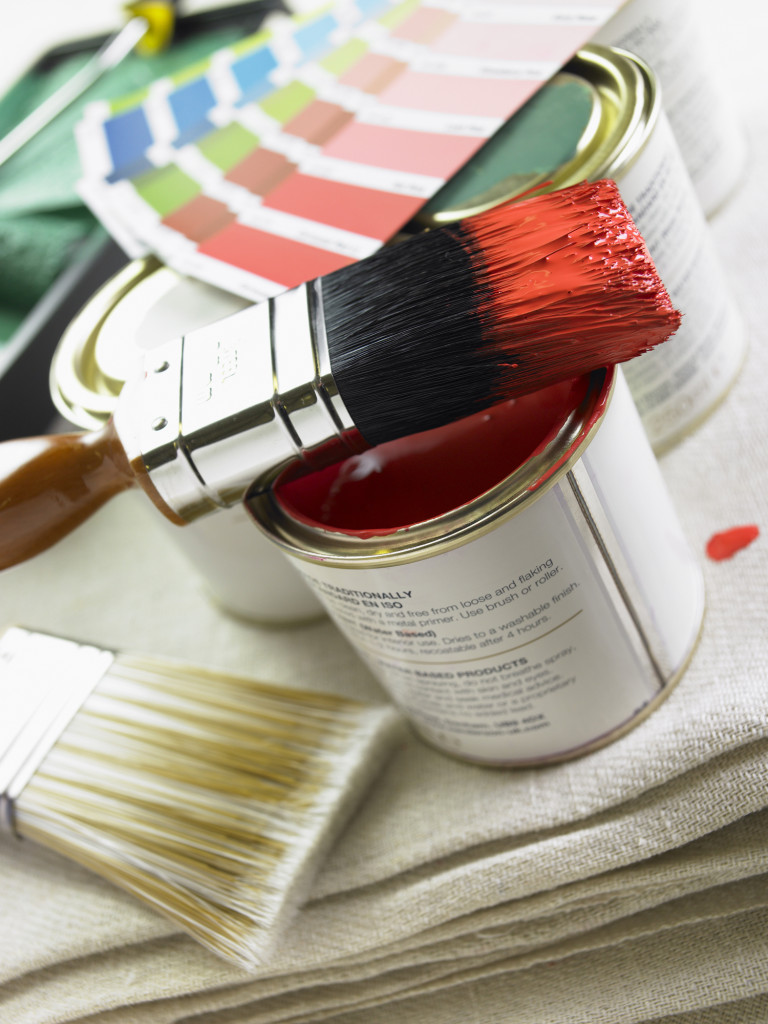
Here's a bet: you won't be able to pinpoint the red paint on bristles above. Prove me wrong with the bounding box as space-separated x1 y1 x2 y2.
706 525 759 561
463 179 682 399
324 178 682 446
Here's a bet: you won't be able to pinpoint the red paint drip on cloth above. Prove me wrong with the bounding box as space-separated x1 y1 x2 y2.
706 525 759 561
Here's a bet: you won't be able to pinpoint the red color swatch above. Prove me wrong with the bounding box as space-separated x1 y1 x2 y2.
263 173 423 238
226 148 296 195
322 121 481 177
198 222 356 287
161 194 236 242
706 525 760 561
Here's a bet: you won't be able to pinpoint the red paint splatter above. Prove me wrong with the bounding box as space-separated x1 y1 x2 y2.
706 525 760 561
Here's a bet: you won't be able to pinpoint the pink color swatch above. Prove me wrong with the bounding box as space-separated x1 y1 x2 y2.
322 121 480 177
379 70 539 118
432 22 591 61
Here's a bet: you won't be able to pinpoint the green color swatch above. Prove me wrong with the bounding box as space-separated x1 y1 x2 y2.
260 81 315 124
379 0 421 30
320 38 369 76
198 123 259 171
132 164 200 216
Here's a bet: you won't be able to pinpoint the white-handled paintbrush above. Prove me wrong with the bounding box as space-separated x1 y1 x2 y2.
0 625 403 970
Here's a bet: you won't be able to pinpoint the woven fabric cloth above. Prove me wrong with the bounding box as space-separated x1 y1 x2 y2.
1 157 767 1015
1 0 767 1020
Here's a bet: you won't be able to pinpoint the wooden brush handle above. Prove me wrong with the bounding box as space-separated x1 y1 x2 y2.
0 420 138 570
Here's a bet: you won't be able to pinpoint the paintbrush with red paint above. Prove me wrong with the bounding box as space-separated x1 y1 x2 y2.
0 179 679 570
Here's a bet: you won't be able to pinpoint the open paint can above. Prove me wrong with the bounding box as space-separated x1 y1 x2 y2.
49 258 323 624
247 368 705 766
412 45 746 454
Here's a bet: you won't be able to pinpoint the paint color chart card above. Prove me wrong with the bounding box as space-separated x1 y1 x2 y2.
77 0 623 300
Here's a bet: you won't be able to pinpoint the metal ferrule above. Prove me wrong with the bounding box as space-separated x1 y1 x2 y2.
115 279 359 521
0 628 114 835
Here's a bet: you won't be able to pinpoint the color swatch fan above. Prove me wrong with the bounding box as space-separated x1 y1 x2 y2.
77 0 622 301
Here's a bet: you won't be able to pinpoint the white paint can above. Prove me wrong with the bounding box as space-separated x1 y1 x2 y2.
248 368 705 765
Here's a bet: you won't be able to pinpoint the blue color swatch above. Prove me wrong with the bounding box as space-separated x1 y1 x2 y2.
104 107 154 181
168 78 217 146
231 46 279 105
294 14 338 60
357 0 390 17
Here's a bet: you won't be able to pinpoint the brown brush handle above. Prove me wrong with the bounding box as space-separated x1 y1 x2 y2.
0 419 139 570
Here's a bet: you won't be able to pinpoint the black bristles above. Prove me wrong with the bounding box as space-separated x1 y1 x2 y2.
322 224 496 447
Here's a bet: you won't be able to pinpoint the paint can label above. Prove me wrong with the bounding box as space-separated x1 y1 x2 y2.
617 109 745 450
596 0 747 215
264 373 704 765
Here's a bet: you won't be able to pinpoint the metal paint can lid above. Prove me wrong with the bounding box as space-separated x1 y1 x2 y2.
248 369 613 568
47 261 323 625
49 257 250 430
415 42 745 455
414 44 656 229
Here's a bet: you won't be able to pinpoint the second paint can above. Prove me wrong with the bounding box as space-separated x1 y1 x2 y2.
595 0 747 216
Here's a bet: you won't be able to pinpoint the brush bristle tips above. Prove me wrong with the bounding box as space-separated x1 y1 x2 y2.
324 179 679 444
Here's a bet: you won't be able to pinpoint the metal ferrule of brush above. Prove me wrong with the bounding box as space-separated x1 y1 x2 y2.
0 627 114 834
122 279 358 521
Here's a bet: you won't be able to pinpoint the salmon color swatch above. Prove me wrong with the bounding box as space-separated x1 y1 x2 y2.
226 149 296 195
338 53 407 93
162 195 236 243
283 101 355 145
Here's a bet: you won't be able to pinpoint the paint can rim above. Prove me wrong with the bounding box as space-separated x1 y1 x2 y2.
246 368 617 569
412 44 659 229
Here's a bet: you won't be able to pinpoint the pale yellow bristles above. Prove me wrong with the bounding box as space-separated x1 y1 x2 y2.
12 656 402 970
